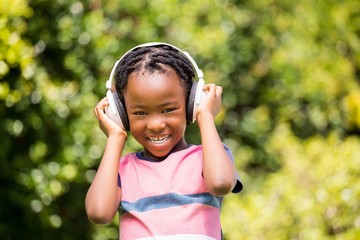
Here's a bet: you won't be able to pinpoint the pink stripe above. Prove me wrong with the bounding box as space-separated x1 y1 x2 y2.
119 146 208 202
119 204 221 239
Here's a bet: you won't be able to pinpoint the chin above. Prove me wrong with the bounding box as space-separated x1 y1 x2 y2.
154 150 171 159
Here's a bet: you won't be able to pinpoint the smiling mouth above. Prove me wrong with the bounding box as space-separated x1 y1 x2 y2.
148 135 170 144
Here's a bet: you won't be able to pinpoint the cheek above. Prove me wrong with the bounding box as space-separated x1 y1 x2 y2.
128 113 187 133
128 117 145 132
172 112 187 132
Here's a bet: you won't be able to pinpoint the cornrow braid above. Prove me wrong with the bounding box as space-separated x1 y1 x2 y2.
114 44 195 99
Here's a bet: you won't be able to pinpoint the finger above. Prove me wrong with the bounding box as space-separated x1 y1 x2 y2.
203 83 216 93
216 86 223 96
94 107 99 119
94 98 109 118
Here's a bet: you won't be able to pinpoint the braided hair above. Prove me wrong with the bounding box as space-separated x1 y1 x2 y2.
114 44 195 99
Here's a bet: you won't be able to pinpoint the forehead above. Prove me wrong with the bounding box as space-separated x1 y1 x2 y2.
124 68 187 103
132 64 188 89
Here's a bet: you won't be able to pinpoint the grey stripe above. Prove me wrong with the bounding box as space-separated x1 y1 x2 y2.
121 192 222 213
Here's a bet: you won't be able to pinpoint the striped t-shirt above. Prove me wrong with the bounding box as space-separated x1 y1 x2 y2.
117 145 242 240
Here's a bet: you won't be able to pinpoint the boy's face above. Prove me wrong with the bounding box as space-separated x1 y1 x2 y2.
123 67 188 160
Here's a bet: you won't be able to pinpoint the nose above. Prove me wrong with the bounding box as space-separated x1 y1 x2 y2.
147 115 166 133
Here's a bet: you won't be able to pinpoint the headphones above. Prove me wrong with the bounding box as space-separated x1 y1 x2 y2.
105 42 207 131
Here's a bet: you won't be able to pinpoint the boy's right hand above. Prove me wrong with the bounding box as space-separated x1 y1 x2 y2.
94 97 127 138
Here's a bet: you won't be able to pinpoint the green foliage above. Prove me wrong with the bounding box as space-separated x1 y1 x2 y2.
222 126 360 239
0 0 359 239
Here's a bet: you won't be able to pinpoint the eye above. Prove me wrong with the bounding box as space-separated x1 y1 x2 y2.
134 111 147 116
163 108 176 113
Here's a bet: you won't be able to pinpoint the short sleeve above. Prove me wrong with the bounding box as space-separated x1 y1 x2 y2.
224 144 243 193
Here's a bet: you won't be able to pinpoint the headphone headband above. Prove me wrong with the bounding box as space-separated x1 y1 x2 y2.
106 42 204 92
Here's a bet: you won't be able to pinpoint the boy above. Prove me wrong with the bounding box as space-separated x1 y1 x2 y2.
86 43 242 239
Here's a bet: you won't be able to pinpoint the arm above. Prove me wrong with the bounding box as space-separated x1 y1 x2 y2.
85 97 127 224
196 84 238 196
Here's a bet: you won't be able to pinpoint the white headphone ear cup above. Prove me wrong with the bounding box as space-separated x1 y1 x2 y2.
193 90 207 121
186 81 197 123
187 79 206 123
112 92 130 131
105 90 125 130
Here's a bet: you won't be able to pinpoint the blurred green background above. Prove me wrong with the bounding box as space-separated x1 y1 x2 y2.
1 0 360 239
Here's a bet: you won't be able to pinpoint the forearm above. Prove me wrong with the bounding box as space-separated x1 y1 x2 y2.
198 112 237 196
85 134 126 224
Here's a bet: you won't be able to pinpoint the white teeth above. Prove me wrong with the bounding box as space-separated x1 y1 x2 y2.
149 136 168 144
